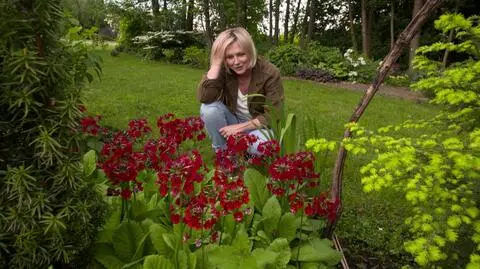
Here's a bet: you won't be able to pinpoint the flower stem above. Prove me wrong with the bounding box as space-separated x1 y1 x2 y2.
296 209 305 269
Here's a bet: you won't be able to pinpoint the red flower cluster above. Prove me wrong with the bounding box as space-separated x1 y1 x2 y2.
157 113 205 145
127 118 151 138
267 152 320 213
80 115 104 136
304 193 339 222
183 192 220 230
249 140 281 166
156 150 203 199
215 134 257 174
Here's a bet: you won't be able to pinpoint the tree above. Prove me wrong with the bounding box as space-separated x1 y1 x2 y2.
185 0 195 31
202 0 213 46
289 0 303 43
347 0 358 51
409 0 424 72
361 0 372 58
152 0 160 17
274 0 281 44
284 0 291 43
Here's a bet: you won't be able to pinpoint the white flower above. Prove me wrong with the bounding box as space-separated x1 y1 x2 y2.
359 57 366 65
352 62 358 67
348 71 358 77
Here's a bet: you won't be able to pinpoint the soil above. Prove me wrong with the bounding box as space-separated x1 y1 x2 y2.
285 77 429 103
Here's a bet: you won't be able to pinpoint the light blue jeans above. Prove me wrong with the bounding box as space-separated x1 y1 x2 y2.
200 101 272 155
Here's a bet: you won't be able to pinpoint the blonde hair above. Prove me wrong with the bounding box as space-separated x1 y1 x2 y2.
210 27 257 70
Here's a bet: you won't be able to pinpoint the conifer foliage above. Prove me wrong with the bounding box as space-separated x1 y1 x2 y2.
0 0 107 267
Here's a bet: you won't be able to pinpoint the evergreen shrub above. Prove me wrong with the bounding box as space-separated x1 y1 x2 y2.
0 1 108 267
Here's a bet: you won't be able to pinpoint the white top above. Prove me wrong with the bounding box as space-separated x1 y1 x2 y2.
236 89 252 122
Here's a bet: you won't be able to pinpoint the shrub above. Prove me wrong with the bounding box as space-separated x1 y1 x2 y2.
183 46 209 69
385 75 411 87
307 43 349 78
265 44 307 75
295 68 336 83
0 1 107 267
133 30 205 60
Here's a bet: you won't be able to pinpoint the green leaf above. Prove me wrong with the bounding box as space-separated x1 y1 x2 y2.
143 255 174 269
290 238 342 266
149 224 171 255
97 202 122 243
178 250 188 269
244 168 270 212
262 196 282 238
188 252 197 269
267 238 291 268
112 221 145 262
94 243 125 269
278 213 298 242
83 150 97 177
131 231 151 261
162 233 176 251
251 248 279 267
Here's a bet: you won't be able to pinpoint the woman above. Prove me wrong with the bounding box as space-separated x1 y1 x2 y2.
197 27 284 155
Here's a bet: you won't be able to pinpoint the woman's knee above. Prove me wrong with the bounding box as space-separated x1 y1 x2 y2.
200 102 226 120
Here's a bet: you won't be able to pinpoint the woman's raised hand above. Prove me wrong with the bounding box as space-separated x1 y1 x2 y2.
207 45 224 79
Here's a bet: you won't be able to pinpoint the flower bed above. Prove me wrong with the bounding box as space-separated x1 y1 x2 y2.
80 112 343 268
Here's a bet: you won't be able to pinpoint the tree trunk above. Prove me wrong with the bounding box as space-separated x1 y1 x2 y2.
441 0 460 70
306 0 316 45
408 0 424 73
390 0 395 49
152 0 160 17
236 0 243 26
289 0 302 43
299 0 311 48
274 0 281 44
182 0 187 29
186 0 195 31
284 0 291 43
203 0 213 46
269 0 273 42
348 0 357 51
361 0 371 58
217 0 227 29
323 0 444 238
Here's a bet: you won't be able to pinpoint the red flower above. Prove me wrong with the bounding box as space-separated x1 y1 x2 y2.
120 188 132 200
234 211 244 222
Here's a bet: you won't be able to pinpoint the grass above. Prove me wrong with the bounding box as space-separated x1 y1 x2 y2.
86 50 441 266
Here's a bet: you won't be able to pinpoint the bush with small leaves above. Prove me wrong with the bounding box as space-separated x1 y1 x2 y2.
0 1 107 267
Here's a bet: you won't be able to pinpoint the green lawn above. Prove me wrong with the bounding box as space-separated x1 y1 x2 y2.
86 50 440 266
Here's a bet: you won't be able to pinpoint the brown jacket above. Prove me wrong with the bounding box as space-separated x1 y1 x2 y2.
197 57 284 126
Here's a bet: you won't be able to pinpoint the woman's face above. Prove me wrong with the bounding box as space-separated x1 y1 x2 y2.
225 42 250 75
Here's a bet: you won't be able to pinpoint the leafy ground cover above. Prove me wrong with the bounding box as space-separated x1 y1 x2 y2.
85 50 441 267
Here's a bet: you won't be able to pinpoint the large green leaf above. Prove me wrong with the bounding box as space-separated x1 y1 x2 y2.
83 149 97 177
278 213 298 242
244 168 270 212
251 248 279 267
131 231 151 261
290 238 342 266
177 250 188 269
143 255 174 269
112 221 145 262
149 223 171 255
262 196 282 238
96 202 122 243
94 243 125 269
267 238 291 268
